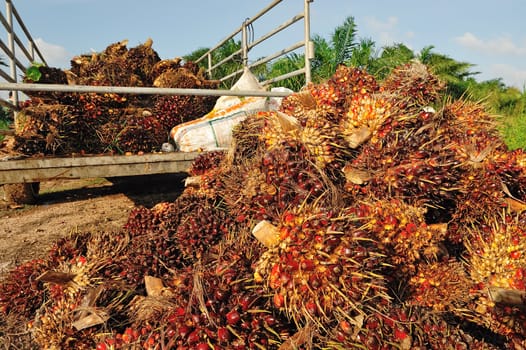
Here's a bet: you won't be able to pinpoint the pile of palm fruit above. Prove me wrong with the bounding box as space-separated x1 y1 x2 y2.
12 39 219 155
2 60 526 349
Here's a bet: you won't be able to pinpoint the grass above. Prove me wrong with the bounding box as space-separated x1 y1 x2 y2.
498 112 526 150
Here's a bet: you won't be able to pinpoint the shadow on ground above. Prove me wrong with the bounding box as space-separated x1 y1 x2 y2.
36 173 188 208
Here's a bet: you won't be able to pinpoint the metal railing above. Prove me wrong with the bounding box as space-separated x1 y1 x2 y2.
195 0 314 87
0 0 46 107
0 0 307 100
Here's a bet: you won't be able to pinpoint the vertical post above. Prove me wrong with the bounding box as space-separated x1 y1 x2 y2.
207 52 213 79
29 41 36 62
304 0 314 84
5 0 18 106
241 19 249 68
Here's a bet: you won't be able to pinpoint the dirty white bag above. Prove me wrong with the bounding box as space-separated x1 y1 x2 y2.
170 68 268 152
268 86 293 111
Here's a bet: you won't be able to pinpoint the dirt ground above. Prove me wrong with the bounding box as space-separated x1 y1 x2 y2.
0 174 188 276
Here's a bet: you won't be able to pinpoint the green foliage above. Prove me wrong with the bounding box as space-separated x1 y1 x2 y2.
417 46 478 99
347 38 376 69
0 109 10 142
25 62 45 82
332 16 357 65
183 47 209 63
478 83 526 149
265 53 305 91
184 39 243 89
368 43 414 79
499 110 526 150
311 16 358 82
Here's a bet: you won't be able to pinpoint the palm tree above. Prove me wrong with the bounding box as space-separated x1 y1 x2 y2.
369 43 415 80
311 16 358 82
347 38 377 69
265 52 305 91
417 45 477 98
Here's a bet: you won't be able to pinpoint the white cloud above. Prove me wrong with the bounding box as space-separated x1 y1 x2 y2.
365 16 398 32
363 16 399 46
406 31 415 40
455 32 526 56
489 63 526 89
34 38 71 69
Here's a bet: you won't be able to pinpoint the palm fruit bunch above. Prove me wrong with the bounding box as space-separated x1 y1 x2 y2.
253 202 390 330
460 214 526 339
94 228 296 350
11 39 219 156
275 66 379 173
339 92 392 148
172 193 235 262
219 129 331 223
188 150 227 177
0 258 48 318
349 198 448 273
117 202 186 284
326 304 503 349
27 231 139 350
5 59 526 349
152 60 220 131
151 240 296 349
22 64 70 102
381 59 445 113
113 110 168 153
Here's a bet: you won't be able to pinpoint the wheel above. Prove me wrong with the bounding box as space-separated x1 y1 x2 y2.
3 182 40 205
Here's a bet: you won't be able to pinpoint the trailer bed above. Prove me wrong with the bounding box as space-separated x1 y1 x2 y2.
0 151 200 184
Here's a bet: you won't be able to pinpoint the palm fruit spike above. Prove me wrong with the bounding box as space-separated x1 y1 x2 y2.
299 123 340 169
32 255 102 349
339 92 392 148
350 198 448 272
126 234 296 350
230 110 267 162
407 259 473 312
260 110 343 170
188 150 226 176
462 214 526 338
328 303 505 349
467 214 526 292
441 98 503 148
328 64 379 110
449 170 508 243
254 203 390 328
279 84 340 126
381 59 445 113
260 111 301 151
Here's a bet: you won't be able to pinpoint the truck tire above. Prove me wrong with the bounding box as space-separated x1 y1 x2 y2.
3 182 40 205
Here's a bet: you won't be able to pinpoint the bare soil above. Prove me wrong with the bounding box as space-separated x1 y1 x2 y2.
0 174 188 276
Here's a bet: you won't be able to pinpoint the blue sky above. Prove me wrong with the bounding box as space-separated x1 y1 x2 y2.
8 0 526 89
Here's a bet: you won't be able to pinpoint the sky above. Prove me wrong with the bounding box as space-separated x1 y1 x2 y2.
5 0 526 90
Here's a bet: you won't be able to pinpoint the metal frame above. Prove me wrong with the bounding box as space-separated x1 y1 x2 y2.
0 0 46 106
0 1 307 100
195 0 314 86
